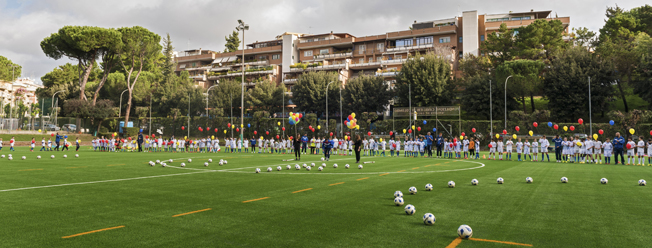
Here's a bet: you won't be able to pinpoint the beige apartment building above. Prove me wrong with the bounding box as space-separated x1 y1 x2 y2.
174 10 570 90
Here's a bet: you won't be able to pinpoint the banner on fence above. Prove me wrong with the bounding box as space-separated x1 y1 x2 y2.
394 106 459 117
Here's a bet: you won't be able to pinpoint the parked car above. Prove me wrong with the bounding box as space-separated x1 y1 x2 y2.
62 124 77 132
44 124 60 131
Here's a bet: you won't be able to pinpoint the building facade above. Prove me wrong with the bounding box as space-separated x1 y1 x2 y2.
174 10 570 90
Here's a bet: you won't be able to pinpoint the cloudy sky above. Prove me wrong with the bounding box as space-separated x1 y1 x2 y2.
0 0 649 83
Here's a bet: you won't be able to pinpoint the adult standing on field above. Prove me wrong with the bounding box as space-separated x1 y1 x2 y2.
436 133 444 158
553 135 563 162
54 133 61 151
612 132 625 165
293 136 302 161
301 133 308 154
354 135 362 163
425 132 434 157
137 132 144 152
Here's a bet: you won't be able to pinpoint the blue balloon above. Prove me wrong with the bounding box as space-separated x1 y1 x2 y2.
432 128 437 132
140 129 143 132
609 120 614 126
247 123 251 128
548 122 553 127
423 120 427 125
64 135 68 139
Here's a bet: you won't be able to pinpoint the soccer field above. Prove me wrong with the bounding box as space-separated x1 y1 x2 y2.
0 148 651 247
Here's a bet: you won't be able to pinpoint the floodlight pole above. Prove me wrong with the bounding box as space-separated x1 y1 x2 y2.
489 80 492 135
237 19 249 141
504 75 512 141
326 81 334 134
588 76 592 136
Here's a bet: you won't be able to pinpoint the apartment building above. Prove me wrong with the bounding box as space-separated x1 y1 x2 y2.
174 10 570 89
0 78 42 109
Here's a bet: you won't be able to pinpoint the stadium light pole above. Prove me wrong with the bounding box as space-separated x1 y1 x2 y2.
236 19 249 141
51 90 64 131
504 75 512 133
149 94 152 136
118 89 128 118
206 84 218 117
489 80 492 136
326 81 334 134
588 76 592 136
8 65 19 133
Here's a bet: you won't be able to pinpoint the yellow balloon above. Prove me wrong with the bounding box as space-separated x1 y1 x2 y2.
512 134 517 139
380 138 383 142
563 126 568 131
403 129 407 133
260 136 263 140
240 124 243 128
351 113 356 118
576 141 583 147
344 135 348 140
528 130 533 136
356 126 359 130
459 135 463 140
495 134 500 138
184 136 187 139
38 129 42 133
629 128 635 135
278 122 281 126
317 125 321 129
412 125 415 130
224 130 227 134
593 134 598 140
211 135 215 139
113 132 117 136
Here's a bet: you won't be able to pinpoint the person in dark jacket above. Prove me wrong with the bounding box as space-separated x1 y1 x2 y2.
324 138 333 161
612 132 625 165
354 135 362 163
292 136 302 161
137 132 144 152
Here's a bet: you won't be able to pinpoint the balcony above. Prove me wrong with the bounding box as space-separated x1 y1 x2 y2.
290 63 346 72
376 71 399 77
298 37 355 49
485 17 570 31
315 52 353 60
234 60 269 67
185 65 212 71
355 48 385 55
382 58 408 65
190 75 206 80
387 25 457 39
175 53 215 62
210 66 232 71
386 43 434 53
283 78 298 84
240 45 282 55
226 66 276 76
349 61 382 69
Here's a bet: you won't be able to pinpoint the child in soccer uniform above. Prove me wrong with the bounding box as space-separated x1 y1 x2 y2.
381 139 387 157
506 137 513 161
523 138 531 161
10 137 15 151
516 138 523 161
647 139 652 166
577 138 586 163
561 137 569 162
40 138 46 151
419 139 425 157
540 136 550 162
496 139 504 160
475 139 481 159
531 139 539 162
574 137 581 163
395 138 401 157
593 139 602 164
627 137 636 165
463 137 469 159
637 136 645 165
489 139 497 160
389 138 395 156
349 139 354 155
363 138 369 156
584 137 594 164
0 138 3 151
603 138 613 164
30 138 35 151
455 139 462 159
75 137 80 151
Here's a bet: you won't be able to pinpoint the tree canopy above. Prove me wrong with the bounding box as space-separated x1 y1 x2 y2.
0 55 22 81
394 52 454 107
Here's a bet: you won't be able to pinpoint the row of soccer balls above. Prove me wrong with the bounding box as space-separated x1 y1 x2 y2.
2 154 78 160
149 159 228 167
403 205 473 238
255 163 363 173
394 178 646 192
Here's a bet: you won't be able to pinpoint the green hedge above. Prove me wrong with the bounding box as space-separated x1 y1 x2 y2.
123 127 140 138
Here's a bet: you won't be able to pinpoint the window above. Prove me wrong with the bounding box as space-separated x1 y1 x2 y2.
439 37 451 43
523 16 531 20
416 36 433 46
359 58 364 63
368 57 373 63
304 50 313 57
480 35 485 42
272 54 280 60
513 30 519 36
487 17 509 22
318 38 326 41
395 55 403 60
319 49 329 55
377 43 384 52
258 55 268 60
192 62 196 67
358 44 366 54
458 51 463 58
396 38 413 47
459 36 463 43
511 17 522 21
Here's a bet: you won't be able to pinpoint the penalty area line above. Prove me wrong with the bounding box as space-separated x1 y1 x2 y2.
172 208 212 217
62 225 125 239
469 238 533 247
242 197 270 203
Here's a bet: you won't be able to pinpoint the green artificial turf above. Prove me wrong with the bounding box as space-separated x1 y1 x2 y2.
0 148 650 247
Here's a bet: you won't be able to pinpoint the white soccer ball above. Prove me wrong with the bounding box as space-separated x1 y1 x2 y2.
188 159 192 163
333 164 338 168
150 162 155 167
8 154 12 157
161 163 167 167
295 165 301 170
394 191 403 198
21 156 26 160
394 197 404 206
457 225 473 239
220 159 224 163
321 157 325 161
311 163 315 167
318 166 323 171
409 186 417 194
51 155 55 159
497 177 504 184
219 161 224 166
601 178 608 184
255 168 261 173
358 164 363 169
639 179 646 186
267 167 272 172
425 183 433 191
471 179 479 185
306 166 312 171
561 177 568 183
223 160 228 164
321 163 326 167
75 154 79 158
8 157 13 161
345 164 350 169
208 159 212 163
156 160 160 164
169 159 173 163
277 166 282 171
181 163 186 167
301 164 306 168
0 155 4 158
448 181 455 188
404 204 415 215
204 162 209 167
37 156 42 159
423 213 436 225
286 165 291 170
63 154 68 158
526 177 533 183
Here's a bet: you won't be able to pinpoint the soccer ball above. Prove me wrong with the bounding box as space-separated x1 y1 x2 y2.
423 213 436 225
267 167 272 172
208 159 212 163
457 225 473 239
639 179 646 186
169 159 173 163
301 164 306 168
526 177 533 183
448 181 456 188
404 204 415 215
333 164 338 168
156 160 161 164
8 157 13 161
224 160 228 164
358 164 363 169
204 162 209 167
63 154 68 158
345 164 350 169
0 155 4 158
8 154 12 157
295 165 301 170
219 161 224 166
409 186 417 194
321 157 325 161
161 163 167 167
181 163 186 167
497 177 504 184
37 156 41 159
394 197 404 206
471 179 479 185
311 163 315 167
601 178 608 184
255 168 261 173
318 166 323 171
425 183 433 191
561 177 568 183
187 159 192 163
394 191 403 198
150 162 155 167
51 155 55 159
220 159 224 163
277 166 282 171
21 156 26 160
306 166 312 171
75 154 79 158
286 165 291 170
321 163 326 167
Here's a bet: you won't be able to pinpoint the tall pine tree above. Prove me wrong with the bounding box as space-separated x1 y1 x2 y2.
224 30 240 53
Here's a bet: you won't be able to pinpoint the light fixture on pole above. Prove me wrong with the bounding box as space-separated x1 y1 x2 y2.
504 75 512 132
236 19 249 140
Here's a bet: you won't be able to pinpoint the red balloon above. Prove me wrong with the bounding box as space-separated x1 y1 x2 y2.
309 125 313 129
578 118 584 125
145 135 149 139
206 127 211 132
198 127 202 131
254 131 257 135
282 127 285 131
553 124 559 130
488 144 493 148
599 129 604 135
515 126 520 132
461 132 465 136
368 132 372 136
236 128 240 132
390 131 394 135
152 134 155 138
227 123 231 128
472 128 476 133
417 127 422 132
311 128 315 132
408 129 412 133
181 126 185 130
570 126 575 131
266 131 269 135
533 122 538 127
215 129 218 132
330 132 333 136
51 133 55 137
348 115 352 120
650 130 652 136
627 144 632 149
502 130 507 135
128 137 132 141
299 113 303 118
276 135 280 139
449 143 454 148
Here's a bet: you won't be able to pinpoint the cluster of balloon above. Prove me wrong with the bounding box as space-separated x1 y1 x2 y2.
345 113 359 129
308 125 315 132
289 112 302 125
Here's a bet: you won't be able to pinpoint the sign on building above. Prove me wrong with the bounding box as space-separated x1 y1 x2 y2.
394 106 460 117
